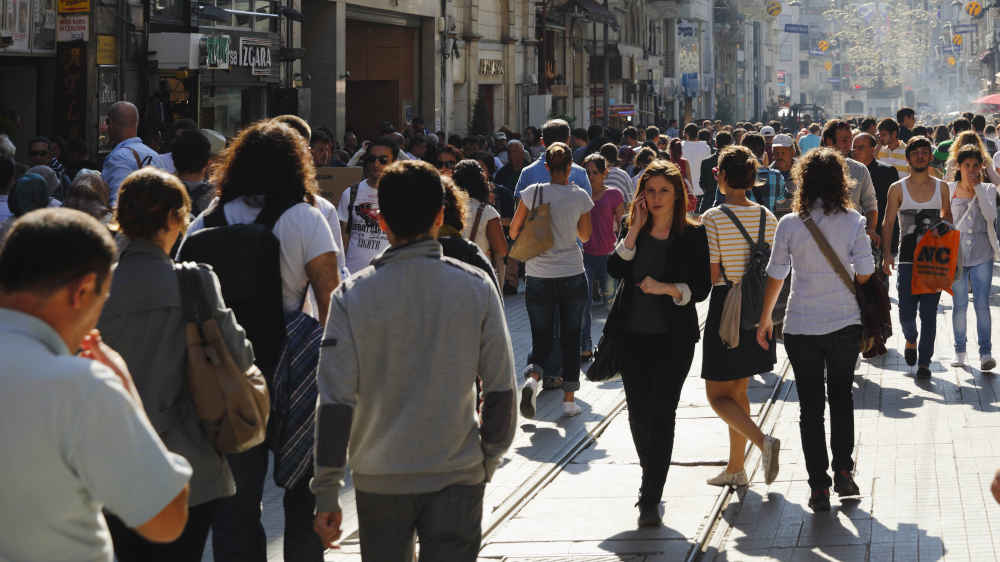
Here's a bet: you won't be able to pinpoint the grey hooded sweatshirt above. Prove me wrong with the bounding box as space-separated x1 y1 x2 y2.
311 239 517 512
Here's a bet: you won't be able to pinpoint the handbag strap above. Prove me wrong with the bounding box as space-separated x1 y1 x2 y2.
470 200 487 241
801 214 856 295
176 263 212 340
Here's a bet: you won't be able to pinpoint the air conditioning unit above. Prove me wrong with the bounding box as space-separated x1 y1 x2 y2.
148 33 203 69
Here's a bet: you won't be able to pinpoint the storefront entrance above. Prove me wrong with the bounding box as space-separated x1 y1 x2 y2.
344 20 418 140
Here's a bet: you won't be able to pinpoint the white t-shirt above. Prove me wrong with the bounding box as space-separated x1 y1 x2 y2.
520 182 594 278
314 195 347 275
186 198 337 313
462 197 501 257
682 140 712 190
337 179 389 273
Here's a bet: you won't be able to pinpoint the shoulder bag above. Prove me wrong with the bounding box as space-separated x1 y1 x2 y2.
508 185 554 261
176 262 270 454
801 214 891 354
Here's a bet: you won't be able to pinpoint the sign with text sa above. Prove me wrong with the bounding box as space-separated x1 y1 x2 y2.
58 0 89 14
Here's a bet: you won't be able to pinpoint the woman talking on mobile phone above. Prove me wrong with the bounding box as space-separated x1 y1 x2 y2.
606 159 711 527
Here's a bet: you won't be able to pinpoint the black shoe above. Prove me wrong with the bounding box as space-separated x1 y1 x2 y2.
916 365 932 379
904 346 917 366
636 503 662 527
808 488 831 512
833 470 860 497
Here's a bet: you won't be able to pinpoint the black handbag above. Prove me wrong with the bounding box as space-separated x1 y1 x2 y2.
586 280 627 382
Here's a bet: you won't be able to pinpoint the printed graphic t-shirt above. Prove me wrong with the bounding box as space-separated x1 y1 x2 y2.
338 179 390 273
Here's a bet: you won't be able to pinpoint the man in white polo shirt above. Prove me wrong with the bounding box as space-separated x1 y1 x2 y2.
0 208 192 562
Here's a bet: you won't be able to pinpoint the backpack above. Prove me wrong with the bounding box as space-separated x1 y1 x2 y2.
343 183 361 246
719 206 771 331
177 201 290 378
175 262 270 454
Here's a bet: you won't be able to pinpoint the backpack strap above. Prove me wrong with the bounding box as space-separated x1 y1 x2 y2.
204 202 229 228
756 207 766 245
344 183 361 244
126 147 153 168
470 201 487 241
801 214 856 295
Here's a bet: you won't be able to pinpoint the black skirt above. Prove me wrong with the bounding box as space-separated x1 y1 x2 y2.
701 283 777 381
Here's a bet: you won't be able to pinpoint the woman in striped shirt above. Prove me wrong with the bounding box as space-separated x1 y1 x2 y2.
700 145 781 489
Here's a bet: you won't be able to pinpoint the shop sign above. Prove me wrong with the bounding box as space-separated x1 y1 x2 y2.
57 0 87 13
479 58 504 77
97 34 116 64
784 23 809 34
205 34 230 70
238 36 271 76
56 13 87 42
677 20 695 37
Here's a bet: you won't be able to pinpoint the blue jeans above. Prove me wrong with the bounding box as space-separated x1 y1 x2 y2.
952 260 993 356
582 254 611 350
897 263 941 368
525 274 588 392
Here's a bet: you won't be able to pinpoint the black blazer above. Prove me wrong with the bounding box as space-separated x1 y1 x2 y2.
607 224 712 341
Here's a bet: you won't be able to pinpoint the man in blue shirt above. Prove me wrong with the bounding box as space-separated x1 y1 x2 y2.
101 102 165 204
513 119 591 389
514 119 591 197
797 123 822 155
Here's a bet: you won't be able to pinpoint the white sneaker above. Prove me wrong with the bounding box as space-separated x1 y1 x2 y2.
761 436 781 485
706 469 749 487
562 401 582 417
982 356 997 372
520 378 539 419
953 352 967 367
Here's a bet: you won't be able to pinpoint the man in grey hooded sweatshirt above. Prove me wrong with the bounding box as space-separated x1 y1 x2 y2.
311 159 518 561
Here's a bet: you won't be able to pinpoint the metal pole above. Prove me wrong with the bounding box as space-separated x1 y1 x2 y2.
602 0 609 126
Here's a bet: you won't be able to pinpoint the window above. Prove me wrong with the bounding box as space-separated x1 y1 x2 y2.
799 33 810 51
198 0 278 32
800 60 809 78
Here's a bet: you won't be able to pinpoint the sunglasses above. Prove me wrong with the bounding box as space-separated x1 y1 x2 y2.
438 160 457 169
29 150 48 157
364 156 391 165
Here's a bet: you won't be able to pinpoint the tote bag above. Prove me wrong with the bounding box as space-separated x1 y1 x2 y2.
508 185 554 261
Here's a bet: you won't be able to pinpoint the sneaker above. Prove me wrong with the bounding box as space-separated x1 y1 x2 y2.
916 365 932 379
562 401 582 417
808 488 831 512
706 469 749 487
904 346 917 366
761 436 781 485
520 378 539 419
833 470 861 497
952 352 967 367
636 503 662 527
982 356 997 372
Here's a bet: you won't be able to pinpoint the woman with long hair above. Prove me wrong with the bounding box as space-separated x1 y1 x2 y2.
511 142 593 418
700 145 780 489
668 138 694 195
949 147 999 371
945 130 1000 183
452 159 508 280
756 148 875 512
181 119 338 562
607 159 710 527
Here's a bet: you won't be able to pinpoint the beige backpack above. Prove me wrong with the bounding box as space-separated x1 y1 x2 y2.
176 262 270 454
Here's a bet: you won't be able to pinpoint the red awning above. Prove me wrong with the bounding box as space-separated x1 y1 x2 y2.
973 93 1000 105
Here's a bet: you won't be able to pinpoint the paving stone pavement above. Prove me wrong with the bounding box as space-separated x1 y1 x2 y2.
702 266 1000 562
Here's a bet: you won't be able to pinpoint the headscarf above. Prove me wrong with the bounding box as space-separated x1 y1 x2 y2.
8 173 51 217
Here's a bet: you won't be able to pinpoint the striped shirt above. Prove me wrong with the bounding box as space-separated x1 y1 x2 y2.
703 203 778 285
877 142 908 176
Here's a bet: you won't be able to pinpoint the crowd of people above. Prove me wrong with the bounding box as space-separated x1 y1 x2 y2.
4 100 1000 562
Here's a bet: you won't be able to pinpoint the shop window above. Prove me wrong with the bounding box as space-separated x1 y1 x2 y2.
799 60 809 78
200 84 243 138
198 0 276 32
151 0 186 25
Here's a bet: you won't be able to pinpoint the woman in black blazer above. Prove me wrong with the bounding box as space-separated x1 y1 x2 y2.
606 159 711 528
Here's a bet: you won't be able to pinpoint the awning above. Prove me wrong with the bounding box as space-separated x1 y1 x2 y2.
553 0 619 30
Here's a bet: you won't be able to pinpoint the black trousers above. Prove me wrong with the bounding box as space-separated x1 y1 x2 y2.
355 483 485 562
211 443 324 562
622 332 696 507
106 499 219 562
784 324 862 490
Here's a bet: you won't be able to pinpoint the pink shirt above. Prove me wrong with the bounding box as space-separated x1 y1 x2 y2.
583 187 625 256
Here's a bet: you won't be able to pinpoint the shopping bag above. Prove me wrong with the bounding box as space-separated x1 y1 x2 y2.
912 222 960 295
